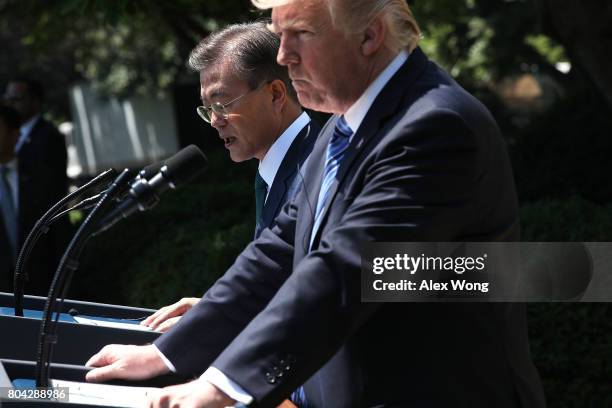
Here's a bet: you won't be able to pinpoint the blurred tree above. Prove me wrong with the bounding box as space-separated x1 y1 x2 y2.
0 0 254 103
535 0 612 112
2 0 610 113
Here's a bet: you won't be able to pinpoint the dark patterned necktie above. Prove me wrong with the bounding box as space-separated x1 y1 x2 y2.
254 170 268 229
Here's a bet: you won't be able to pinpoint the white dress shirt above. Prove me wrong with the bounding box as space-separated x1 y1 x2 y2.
258 111 311 200
343 50 408 135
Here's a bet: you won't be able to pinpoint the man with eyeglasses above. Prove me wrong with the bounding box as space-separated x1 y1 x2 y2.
137 22 320 333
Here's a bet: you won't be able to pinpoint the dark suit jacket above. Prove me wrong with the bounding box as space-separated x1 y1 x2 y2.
17 117 68 203
255 119 320 239
156 48 545 408
1 117 69 295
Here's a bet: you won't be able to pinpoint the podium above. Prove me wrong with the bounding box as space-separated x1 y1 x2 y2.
0 359 187 407
0 292 161 365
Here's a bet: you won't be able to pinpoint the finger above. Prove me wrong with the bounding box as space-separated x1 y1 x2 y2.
85 345 115 367
148 388 171 408
85 363 122 383
157 316 180 333
141 306 170 327
148 302 191 329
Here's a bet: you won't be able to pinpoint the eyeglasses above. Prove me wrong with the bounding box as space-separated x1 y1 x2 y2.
196 83 265 124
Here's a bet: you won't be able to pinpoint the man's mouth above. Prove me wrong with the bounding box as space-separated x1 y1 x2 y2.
222 136 236 148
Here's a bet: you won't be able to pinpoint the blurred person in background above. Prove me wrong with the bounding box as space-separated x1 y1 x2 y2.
2 78 70 295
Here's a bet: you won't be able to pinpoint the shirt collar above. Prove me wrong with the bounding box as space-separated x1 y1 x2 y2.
258 111 310 188
343 50 409 134
16 114 41 151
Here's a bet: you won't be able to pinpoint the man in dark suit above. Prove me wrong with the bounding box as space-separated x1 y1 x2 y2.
2 78 69 295
3 78 67 205
0 105 66 294
139 22 319 333
86 1 545 407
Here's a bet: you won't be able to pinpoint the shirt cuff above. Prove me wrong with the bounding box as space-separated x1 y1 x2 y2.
201 366 253 405
152 344 177 373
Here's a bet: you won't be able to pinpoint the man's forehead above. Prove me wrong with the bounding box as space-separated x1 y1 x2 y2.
199 67 245 100
270 0 325 29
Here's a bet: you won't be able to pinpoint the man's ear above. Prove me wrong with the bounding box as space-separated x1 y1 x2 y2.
269 79 288 112
361 15 386 57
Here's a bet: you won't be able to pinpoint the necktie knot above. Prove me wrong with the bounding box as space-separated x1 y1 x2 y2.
332 116 352 140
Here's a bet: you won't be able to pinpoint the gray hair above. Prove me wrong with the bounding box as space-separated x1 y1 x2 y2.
188 21 297 101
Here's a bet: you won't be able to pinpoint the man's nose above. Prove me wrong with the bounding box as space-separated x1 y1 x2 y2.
210 111 226 129
277 35 299 66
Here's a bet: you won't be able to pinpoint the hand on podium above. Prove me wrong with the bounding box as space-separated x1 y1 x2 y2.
85 344 169 382
141 297 200 332
148 379 235 408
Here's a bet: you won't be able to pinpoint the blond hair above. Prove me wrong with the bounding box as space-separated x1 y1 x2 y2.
252 0 421 53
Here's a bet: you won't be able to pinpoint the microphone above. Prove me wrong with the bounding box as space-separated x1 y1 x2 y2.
93 145 207 235
49 161 166 222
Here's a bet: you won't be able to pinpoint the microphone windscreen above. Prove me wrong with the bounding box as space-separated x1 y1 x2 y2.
163 145 208 186
139 161 165 180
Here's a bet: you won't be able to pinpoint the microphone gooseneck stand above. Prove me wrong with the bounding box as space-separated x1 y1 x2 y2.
13 169 117 316
35 169 132 387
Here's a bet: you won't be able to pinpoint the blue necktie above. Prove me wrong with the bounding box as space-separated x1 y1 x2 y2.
309 116 353 248
292 117 352 407
0 165 18 261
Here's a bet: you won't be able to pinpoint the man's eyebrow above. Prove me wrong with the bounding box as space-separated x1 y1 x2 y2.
201 88 228 104
269 15 304 32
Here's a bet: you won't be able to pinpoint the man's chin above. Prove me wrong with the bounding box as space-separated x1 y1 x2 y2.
228 152 247 163
297 91 333 113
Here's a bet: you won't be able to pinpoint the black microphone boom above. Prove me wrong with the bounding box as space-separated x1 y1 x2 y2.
49 161 166 223
94 145 207 235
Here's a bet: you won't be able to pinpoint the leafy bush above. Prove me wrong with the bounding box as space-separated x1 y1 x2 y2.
511 99 612 204
71 161 612 406
521 197 612 407
72 149 256 308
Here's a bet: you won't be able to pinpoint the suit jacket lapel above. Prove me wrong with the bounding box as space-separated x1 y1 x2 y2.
298 119 335 251
307 48 430 247
261 123 311 228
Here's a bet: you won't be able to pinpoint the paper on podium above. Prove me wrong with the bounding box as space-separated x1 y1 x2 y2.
51 379 160 407
73 316 153 332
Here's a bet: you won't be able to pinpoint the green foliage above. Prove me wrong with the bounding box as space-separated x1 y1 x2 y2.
528 302 612 407
510 94 612 204
413 0 568 88
521 197 612 407
521 197 612 242
525 34 568 66
72 149 256 308
2 0 252 98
